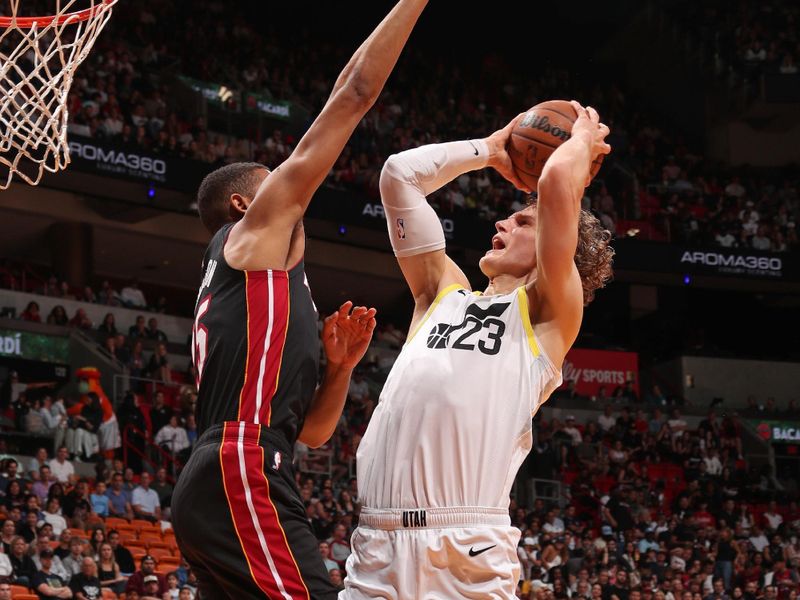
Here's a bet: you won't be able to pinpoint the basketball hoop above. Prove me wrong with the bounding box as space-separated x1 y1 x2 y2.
0 0 117 189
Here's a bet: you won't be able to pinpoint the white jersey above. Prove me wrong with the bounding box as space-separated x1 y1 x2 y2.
357 284 562 510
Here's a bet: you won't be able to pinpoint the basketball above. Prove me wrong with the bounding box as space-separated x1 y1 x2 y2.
507 100 604 190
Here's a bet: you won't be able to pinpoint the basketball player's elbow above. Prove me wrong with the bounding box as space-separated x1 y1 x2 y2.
298 427 330 449
380 153 412 193
340 72 380 110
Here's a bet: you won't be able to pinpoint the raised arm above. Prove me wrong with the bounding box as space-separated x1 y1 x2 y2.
533 102 610 362
379 119 529 319
226 0 428 270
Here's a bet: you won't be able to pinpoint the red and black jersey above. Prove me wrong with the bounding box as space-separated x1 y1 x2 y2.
191 223 320 444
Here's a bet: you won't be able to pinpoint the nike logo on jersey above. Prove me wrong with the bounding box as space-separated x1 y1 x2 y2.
469 545 496 557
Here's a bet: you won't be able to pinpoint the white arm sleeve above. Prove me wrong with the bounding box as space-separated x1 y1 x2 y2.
379 139 490 257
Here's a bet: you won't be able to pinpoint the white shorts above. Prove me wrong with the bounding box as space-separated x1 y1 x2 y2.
339 507 521 600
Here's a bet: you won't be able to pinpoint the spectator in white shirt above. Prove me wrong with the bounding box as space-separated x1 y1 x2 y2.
752 226 772 251
725 177 746 198
47 446 75 485
764 501 784 532
132 472 161 523
598 406 616 432
704 449 723 476
744 41 767 62
670 547 687 572
542 510 565 534
120 279 147 308
0 545 11 578
749 526 770 552
779 54 798 75
715 229 737 248
41 397 67 450
154 416 190 455
517 537 538 581
42 498 67 537
563 416 583 445
667 409 689 439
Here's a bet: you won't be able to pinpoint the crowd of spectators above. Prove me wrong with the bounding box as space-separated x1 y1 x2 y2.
54 0 799 253
2 3 800 597
3 290 800 598
515 401 800 599
4 350 800 600
668 0 799 84
0 443 195 599
0 265 171 317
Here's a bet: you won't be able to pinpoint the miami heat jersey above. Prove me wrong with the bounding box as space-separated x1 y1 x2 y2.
357 284 562 509
191 223 319 443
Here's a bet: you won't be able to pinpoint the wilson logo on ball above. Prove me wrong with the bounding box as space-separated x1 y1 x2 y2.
519 113 571 143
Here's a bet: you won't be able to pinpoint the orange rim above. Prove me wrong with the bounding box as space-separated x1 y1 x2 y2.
0 0 116 29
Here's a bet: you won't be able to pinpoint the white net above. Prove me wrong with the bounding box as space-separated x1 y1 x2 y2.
0 0 116 189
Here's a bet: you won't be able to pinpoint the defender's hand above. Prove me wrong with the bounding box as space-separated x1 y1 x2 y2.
323 302 377 370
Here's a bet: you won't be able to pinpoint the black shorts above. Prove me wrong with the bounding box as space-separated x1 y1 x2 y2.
172 422 337 600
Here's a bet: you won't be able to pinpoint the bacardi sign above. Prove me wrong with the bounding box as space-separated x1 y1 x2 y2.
753 420 800 443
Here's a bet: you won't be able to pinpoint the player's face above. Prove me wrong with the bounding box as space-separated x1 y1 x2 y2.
479 205 537 279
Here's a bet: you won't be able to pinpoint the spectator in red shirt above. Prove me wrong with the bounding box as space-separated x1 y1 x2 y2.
695 502 717 529
768 559 796 591
20 301 41 322
125 555 167 596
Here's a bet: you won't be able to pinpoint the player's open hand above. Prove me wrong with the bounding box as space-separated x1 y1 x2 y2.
484 114 533 194
570 101 611 159
322 301 377 371
569 101 611 187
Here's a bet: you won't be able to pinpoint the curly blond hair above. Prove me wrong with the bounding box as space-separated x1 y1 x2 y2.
529 199 614 305
575 209 615 305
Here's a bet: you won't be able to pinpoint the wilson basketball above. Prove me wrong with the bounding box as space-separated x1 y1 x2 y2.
507 100 604 190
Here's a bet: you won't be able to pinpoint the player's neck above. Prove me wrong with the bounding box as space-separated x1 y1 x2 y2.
483 271 535 296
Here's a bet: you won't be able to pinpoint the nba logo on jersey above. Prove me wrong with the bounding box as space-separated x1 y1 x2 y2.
272 451 282 471
396 218 406 239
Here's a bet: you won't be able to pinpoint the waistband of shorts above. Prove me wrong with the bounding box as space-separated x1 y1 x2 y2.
358 506 510 530
196 421 292 455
